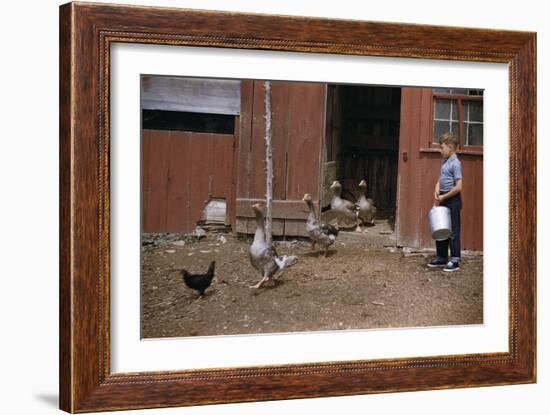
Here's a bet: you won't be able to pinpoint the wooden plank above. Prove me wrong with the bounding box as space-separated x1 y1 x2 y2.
249 81 267 199
165 130 190 232
285 83 325 200
246 217 257 234
142 130 235 233
236 198 315 220
141 130 151 232
458 153 484 250
235 218 248 234
271 82 290 200
396 87 422 247
272 219 285 236
229 115 240 230
417 88 438 249
283 219 308 237
141 76 241 115
188 134 213 230
237 81 254 199
211 135 233 224
142 130 170 232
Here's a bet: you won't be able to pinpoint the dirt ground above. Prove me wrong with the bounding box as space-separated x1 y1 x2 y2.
141 221 483 339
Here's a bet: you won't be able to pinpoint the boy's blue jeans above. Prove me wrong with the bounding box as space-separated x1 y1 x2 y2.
436 194 462 263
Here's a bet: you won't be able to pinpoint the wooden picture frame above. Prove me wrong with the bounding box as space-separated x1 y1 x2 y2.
59 2 536 412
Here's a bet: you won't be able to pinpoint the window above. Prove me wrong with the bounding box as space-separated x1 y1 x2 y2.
142 109 235 134
432 88 484 149
141 76 239 134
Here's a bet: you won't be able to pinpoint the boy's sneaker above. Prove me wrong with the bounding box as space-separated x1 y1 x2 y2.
443 261 460 272
427 257 447 268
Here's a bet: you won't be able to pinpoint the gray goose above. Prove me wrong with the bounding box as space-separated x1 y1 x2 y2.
303 193 339 257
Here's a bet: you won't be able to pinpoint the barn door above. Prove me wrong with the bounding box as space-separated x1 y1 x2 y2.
395 87 433 248
236 80 326 236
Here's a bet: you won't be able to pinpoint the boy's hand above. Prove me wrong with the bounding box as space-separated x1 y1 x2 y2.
434 191 441 205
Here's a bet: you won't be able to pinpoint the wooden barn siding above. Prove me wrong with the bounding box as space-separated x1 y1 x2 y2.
142 129 234 233
396 88 483 251
236 80 326 236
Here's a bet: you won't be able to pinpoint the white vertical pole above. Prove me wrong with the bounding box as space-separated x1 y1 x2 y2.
264 81 273 245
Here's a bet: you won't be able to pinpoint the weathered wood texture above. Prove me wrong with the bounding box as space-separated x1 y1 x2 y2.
396 88 483 250
59 2 536 413
235 80 325 236
141 129 234 233
324 85 400 215
141 76 241 115
59 4 73 411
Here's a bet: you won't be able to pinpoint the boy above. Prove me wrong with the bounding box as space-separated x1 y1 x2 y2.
428 132 463 272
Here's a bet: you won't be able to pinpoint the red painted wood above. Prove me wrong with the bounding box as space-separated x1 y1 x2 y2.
166 131 191 231
286 83 325 201
248 81 268 199
236 81 326 235
396 88 424 247
141 130 234 233
397 88 483 250
271 82 290 200
142 130 169 232
237 81 254 199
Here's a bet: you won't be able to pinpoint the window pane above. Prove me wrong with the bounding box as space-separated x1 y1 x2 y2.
466 123 483 146
465 100 483 122
433 120 450 143
451 100 458 121
462 100 483 122
450 88 469 95
452 121 459 133
433 88 451 94
434 98 458 121
434 98 450 119
468 89 484 96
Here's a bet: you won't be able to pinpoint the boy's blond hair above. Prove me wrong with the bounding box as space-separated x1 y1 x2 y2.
439 132 458 148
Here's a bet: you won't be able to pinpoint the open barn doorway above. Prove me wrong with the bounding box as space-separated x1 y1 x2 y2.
321 84 401 234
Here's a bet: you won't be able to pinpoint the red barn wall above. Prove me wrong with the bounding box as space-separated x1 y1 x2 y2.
396 87 483 251
141 129 235 233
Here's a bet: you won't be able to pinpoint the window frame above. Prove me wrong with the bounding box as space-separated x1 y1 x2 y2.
429 90 484 155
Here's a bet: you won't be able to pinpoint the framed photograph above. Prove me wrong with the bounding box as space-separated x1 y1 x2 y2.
59 2 536 412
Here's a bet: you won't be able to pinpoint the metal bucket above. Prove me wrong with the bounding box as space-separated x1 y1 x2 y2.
428 205 452 241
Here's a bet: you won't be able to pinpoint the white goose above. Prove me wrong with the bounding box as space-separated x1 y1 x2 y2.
356 179 377 231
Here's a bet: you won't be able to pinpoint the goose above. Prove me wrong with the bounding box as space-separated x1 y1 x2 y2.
303 193 339 257
325 180 358 228
248 203 296 288
356 179 377 231
329 180 356 212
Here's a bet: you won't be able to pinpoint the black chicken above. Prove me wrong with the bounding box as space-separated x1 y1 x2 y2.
181 261 216 298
